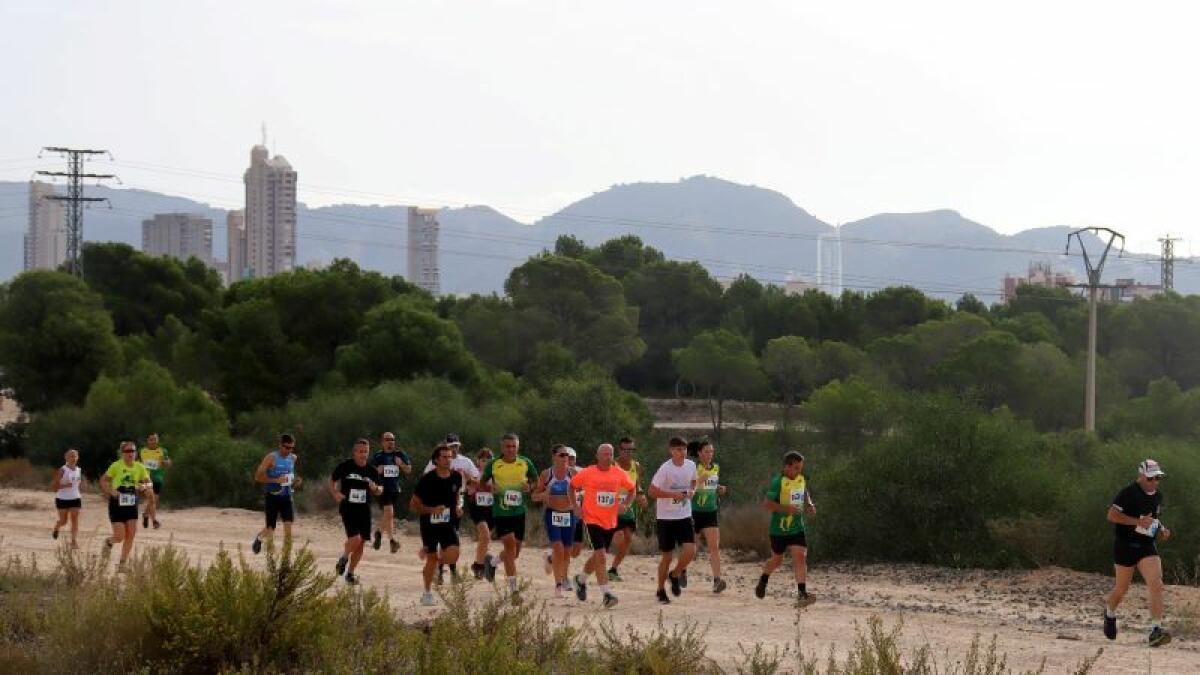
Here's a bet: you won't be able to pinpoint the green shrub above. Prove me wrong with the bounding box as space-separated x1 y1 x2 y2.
165 433 267 508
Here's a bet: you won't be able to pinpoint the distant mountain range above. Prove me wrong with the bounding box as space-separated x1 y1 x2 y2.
1 176 1186 299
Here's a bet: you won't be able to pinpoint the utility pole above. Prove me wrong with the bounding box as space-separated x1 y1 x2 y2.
36 147 115 277
1066 227 1124 433
1158 234 1180 292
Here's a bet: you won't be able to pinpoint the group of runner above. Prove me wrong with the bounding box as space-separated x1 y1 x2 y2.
46 431 1176 646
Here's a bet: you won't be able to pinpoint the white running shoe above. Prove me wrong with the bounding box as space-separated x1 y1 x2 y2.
421 591 435 607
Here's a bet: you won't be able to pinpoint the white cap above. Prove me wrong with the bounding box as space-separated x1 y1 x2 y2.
1139 459 1165 478
563 447 577 458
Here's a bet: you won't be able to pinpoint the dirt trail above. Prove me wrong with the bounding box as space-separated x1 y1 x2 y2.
2 489 1197 674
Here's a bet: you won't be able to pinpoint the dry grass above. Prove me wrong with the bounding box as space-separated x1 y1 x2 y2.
0 458 52 490
0 496 40 511
719 504 772 560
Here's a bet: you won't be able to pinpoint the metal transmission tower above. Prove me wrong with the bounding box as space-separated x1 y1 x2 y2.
1065 227 1124 433
36 147 115 276
1158 234 1180 292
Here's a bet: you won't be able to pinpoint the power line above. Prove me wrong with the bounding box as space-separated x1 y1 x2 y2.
35 147 116 276
1159 234 1180 291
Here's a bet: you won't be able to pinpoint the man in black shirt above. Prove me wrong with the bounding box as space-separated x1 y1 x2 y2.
1103 459 1173 647
411 443 463 606
372 431 412 554
329 439 384 584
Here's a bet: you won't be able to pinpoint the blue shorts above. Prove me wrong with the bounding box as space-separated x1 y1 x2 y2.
543 509 576 547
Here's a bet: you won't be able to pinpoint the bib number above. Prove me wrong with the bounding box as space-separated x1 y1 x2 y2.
551 511 572 528
1135 518 1161 538
430 509 451 524
705 475 719 489
596 491 616 507
349 488 367 504
118 493 137 507
503 490 522 507
143 459 160 470
381 465 400 478
475 492 494 507
280 473 293 487
789 489 805 506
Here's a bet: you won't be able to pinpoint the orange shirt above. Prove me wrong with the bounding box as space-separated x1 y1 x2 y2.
570 464 635 529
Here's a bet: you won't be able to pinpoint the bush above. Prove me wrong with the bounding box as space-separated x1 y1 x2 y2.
165 433 268 508
0 458 52 490
519 373 653 461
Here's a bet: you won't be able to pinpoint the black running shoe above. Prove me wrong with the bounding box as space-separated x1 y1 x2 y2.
755 576 768 599
713 578 727 594
484 555 498 582
1149 626 1171 647
437 566 445 586
143 514 150 529
372 530 382 551
345 573 359 585
335 556 348 576
389 539 400 554
152 519 161 530
608 567 622 582
657 588 671 605
252 537 262 555
52 529 59 540
574 574 588 602
603 592 619 609
471 562 484 580
1103 610 1116 640
669 572 682 597
797 592 816 608
679 569 688 589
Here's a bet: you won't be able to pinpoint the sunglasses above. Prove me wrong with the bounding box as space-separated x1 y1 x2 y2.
556 453 570 458
1146 475 1163 481
122 449 136 454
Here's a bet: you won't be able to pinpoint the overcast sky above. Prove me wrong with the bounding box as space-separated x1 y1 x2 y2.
1 1 1196 254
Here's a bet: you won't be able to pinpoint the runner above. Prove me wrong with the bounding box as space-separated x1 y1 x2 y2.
608 436 646 581
411 443 464 606
51 448 83 548
570 443 635 608
99 441 152 569
1103 459 1173 647
372 431 412 553
138 432 171 529
466 447 498 581
329 439 384 584
690 438 728 593
647 437 698 604
251 433 302 554
755 451 816 607
480 432 537 597
532 444 579 598
423 434 480 584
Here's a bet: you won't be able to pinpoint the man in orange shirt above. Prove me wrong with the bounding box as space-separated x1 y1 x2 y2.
570 443 635 609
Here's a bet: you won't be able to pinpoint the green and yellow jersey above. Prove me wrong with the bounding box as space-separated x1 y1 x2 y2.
617 459 642 521
766 473 807 536
692 462 721 513
139 446 170 482
481 455 538 516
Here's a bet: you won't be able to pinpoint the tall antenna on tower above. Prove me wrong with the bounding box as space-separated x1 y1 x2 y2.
36 147 116 277
261 121 268 147
1159 234 1180 292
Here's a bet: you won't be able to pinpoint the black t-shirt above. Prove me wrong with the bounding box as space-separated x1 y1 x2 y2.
331 460 382 511
1112 481 1163 543
414 469 462 526
372 450 410 492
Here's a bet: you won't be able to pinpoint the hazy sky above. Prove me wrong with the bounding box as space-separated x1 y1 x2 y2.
1 1 1196 254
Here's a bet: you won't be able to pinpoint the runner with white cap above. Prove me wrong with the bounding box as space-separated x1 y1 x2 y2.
1103 458 1173 647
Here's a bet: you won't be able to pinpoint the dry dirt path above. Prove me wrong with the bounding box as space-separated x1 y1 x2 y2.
2 489 1198 674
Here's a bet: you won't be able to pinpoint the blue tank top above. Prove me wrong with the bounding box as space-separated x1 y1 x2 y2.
266 451 295 496
548 470 571 498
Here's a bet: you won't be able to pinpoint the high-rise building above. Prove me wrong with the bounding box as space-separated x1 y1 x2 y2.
243 144 296 279
23 181 67 271
407 207 440 295
141 213 213 265
226 209 246 284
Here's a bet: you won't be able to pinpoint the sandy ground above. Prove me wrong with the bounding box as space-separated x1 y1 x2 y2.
3 489 1198 674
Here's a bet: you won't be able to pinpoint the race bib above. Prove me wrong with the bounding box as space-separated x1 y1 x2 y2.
118 493 137 507
596 491 616 507
704 475 719 489
551 511 572 528
349 488 367 504
575 491 584 508
1135 518 1161 538
789 489 805 506
503 490 522 507
430 509 451 524
475 492 494 507
280 473 293 487
143 459 160 470
381 465 400 478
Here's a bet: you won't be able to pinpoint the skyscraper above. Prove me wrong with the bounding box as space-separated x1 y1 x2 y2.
23 181 67 271
142 213 213 265
407 207 440 295
243 144 296 279
226 209 246 284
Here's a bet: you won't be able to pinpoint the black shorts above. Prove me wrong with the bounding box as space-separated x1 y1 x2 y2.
340 505 372 539
108 497 138 523
265 493 295 528
586 523 616 551
420 521 460 553
377 490 401 509
151 479 163 495
692 510 719 531
770 532 808 555
468 502 494 527
55 498 82 510
616 516 637 532
492 514 526 541
574 518 585 545
1114 538 1159 567
656 518 695 552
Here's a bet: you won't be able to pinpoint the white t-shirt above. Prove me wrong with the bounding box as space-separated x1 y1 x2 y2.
424 454 481 481
56 465 82 500
651 458 698 520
